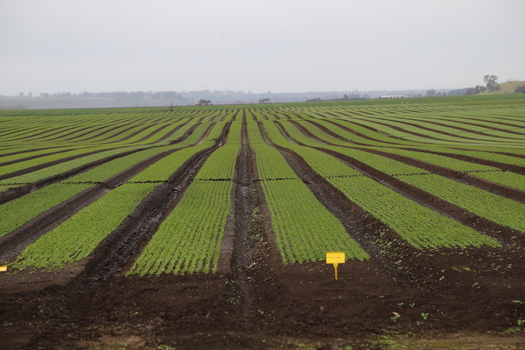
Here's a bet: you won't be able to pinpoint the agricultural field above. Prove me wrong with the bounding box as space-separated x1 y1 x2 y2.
1 96 525 349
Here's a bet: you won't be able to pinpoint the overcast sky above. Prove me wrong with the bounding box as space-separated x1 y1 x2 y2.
1 0 524 95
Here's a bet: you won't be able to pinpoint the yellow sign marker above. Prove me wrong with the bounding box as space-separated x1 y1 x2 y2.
0 266 7 272
326 252 345 280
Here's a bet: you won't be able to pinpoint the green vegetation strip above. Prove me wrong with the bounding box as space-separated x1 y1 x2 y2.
259 179 370 263
0 183 92 238
249 122 369 263
13 183 158 269
128 181 233 275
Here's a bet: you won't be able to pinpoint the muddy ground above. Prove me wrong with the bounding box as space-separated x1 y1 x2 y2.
1 249 525 349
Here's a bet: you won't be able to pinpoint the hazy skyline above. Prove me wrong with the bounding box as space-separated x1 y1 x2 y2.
1 0 524 96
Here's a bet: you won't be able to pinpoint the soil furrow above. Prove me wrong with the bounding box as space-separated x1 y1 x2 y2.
228 120 257 316
168 123 201 144
352 117 471 142
0 146 61 158
58 124 123 142
38 126 96 142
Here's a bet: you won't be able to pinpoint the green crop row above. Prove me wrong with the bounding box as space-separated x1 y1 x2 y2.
195 145 239 180
0 183 92 239
249 123 369 263
128 181 233 275
13 183 158 269
259 179 370 263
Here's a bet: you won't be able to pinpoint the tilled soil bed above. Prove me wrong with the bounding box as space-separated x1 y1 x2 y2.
1 249 525 349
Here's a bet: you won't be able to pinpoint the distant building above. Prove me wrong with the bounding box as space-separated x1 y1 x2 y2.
259 98 271 103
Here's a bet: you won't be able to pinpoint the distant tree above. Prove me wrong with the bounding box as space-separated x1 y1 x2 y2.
474 85 488 94
436 92 442 97
198 99 211 105
465 88 476 95
514 85 525 93
28 92 33 97
19 92 24 97
442 91 447 96
425 89 436 97
484 75 500 92
343 94 349 100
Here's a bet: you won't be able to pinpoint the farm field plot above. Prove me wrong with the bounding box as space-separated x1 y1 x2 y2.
1 96 525 349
